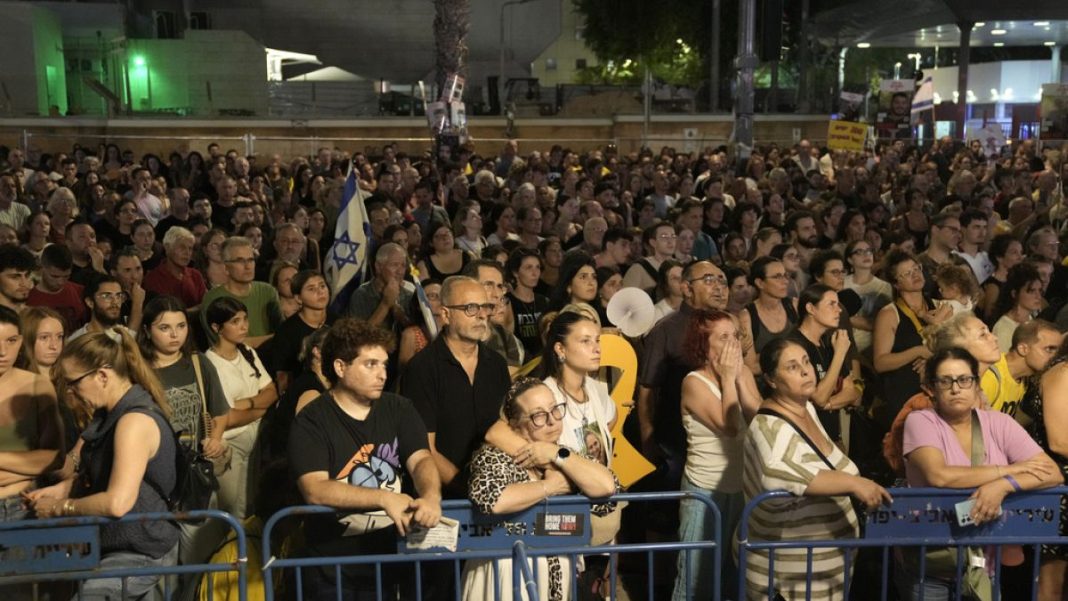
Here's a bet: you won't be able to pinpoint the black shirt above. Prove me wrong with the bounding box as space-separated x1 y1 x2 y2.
508 291 549 356
788 329 852 442
155 215 192 240
288 391 428 555
400 333 510 498
269 312 334 375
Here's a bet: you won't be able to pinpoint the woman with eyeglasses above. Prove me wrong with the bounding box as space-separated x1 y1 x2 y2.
739 256 800 375
27 329 179 598
873 250 945 425
898 347 1061 601
844 239 893 355
196 228 230 289
463 377 617 601
672 309 759 601
770 243 803 298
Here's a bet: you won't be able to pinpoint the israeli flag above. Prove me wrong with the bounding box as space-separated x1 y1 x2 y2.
911 77 934 114
325 163 371 314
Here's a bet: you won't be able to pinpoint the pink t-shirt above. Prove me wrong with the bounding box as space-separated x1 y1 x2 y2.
902 409 1042 487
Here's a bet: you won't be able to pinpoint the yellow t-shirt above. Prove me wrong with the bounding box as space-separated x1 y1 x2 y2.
982 355 1026 418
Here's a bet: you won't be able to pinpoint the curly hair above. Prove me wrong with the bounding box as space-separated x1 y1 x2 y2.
320 318 396 387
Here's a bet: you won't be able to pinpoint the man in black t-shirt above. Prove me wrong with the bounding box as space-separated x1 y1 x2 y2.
289 318 441 599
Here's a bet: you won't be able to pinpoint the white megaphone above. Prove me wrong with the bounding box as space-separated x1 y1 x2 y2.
606 287 656 338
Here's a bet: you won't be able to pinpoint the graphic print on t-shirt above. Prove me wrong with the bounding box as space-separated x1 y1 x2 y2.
334 438 404 535
572 421 609 466
166 382 202 446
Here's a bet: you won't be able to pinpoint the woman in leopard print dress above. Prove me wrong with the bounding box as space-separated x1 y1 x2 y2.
462 378 619 601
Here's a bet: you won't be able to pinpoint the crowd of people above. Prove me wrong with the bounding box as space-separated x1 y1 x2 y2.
0 133 1066 600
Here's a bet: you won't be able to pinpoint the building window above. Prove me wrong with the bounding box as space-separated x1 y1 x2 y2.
545 58 557 71
189 12 212 30
155 11 177 39
576 58 587 70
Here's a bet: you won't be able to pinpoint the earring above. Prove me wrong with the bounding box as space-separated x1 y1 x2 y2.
558 354 565 362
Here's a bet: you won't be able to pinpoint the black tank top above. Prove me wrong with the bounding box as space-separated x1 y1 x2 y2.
746 298 800 355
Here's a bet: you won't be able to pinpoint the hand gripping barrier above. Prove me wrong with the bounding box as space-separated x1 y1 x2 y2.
0 509 248 600
736 486 1068 601
261 491 723 601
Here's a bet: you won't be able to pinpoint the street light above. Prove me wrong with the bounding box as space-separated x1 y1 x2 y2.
499 0 534 114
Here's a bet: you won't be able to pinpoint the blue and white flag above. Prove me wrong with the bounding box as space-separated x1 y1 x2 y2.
409 264 439 340
325 164 371 314
911 77 934 114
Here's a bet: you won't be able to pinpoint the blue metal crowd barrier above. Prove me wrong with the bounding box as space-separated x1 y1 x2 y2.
0 509 249 600
261 491 723 601
736 486 1068 601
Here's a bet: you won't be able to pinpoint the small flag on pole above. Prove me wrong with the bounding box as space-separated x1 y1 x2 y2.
325 164 371 314
409 264 439 340
911 76 934 114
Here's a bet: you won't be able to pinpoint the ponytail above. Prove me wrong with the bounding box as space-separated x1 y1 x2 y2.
61 328 172 419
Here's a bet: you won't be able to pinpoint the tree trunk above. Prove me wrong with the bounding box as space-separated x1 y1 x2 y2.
434 0 470 95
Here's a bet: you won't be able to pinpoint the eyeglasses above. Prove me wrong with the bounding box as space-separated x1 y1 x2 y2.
96 292 127 303
825 269 845 277
445 303 497 317
527 403 567 427
66 366 107 390
896 266 923 281
658 234 678 240
931 375 978 391
688 274 728 287
763 273 789 281
850 248 873 256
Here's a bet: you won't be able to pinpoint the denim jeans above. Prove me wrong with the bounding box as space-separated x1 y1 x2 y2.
76 545 179 601
894 572 953 601
671 476 744 601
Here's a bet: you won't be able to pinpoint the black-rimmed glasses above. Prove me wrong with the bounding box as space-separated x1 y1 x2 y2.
445 303 497 317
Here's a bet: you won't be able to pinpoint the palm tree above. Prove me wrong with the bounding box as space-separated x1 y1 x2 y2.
434 0 469 94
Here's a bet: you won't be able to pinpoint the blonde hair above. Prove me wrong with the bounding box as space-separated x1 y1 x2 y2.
60 328 171 419
20 306 65 373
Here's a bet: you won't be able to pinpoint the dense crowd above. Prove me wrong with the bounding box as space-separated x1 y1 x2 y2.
0 134 1067 601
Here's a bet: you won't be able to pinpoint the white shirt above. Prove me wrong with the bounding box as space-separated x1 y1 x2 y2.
953 249 994 285
543 376 616 467
205 347 273 437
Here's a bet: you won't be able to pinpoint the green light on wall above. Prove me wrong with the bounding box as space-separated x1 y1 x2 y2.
132 55 146 68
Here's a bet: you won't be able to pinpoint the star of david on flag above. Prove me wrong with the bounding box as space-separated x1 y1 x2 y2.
325 164 372 313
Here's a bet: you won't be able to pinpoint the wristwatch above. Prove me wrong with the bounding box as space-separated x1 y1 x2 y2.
552 447 571 468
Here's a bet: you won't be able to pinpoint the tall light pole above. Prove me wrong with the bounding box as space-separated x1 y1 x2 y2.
499 0 533 114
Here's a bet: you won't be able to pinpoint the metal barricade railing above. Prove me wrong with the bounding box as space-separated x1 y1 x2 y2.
736 486 1068 601
261 491 723 601
0 509 248 600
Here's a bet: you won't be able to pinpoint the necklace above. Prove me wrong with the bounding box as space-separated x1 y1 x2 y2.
561 380 591 426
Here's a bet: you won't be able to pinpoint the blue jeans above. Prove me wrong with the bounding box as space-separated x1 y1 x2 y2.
894 572 953 601
76 545 178 601
671 476 744 601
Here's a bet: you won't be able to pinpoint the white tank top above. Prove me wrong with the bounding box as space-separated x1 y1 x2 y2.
681 371 746 492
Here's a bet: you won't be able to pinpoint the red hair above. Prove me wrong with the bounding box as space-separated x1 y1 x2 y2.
683 309 736 367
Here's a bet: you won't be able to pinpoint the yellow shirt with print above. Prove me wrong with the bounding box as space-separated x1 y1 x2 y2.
982 354 1027 424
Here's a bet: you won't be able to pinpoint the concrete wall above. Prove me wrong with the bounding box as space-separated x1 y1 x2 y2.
122 30 268 115
0 114 829 160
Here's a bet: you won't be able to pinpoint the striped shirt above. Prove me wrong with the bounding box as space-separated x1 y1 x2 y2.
738 403 859 601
